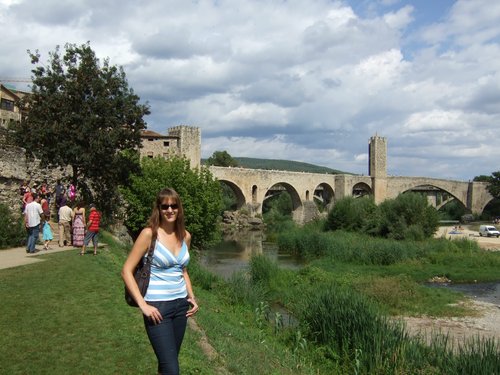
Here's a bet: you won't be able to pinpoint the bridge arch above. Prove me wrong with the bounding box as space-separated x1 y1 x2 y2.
218 179 247 210
400 184 466 211
353 182 372 197
263 182 301 209
387 178 470 211
479 197 499 216
313 182 335 211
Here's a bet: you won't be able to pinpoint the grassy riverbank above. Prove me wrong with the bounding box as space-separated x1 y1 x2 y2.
277 224 500 317
0 232 316 374
1 230 498 374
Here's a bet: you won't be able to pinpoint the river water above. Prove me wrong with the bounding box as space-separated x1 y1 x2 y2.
427 282 500 305
200 230 303 279
200 230 500 304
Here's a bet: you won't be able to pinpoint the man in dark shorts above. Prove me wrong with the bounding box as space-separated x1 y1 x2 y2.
82 203 101 255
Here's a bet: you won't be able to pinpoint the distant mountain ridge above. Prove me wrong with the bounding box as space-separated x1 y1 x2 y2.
203 156 351 175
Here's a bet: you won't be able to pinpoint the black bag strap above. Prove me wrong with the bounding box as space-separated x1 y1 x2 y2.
144 232 157 264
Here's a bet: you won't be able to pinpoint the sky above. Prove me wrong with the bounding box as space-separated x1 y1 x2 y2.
1 0 499 181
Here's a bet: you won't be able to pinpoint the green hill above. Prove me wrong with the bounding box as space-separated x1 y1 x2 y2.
203 156 351 174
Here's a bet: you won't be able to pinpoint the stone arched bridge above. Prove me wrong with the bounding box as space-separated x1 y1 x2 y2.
208 166 494 224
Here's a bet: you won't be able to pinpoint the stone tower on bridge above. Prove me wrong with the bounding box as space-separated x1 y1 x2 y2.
369 135 387 204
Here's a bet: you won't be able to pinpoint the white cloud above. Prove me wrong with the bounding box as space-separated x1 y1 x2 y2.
383 5 414 30
1 0 500 180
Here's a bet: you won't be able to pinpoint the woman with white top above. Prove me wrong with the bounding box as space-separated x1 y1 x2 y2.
122 188 199 375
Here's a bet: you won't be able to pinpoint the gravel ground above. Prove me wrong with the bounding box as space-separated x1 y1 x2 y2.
401 226 500 344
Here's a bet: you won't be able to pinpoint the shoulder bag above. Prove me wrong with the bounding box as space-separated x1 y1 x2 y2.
125 233 157 307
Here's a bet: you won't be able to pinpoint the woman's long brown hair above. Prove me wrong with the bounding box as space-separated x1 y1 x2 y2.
147 188 186 242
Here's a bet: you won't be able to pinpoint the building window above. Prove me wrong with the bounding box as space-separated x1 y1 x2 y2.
163 141 170 147
147 152 154 158
148 138 154 141
1 99 15 111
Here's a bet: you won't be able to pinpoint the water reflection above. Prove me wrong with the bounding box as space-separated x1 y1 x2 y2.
426 281 500 304
200 230 303 279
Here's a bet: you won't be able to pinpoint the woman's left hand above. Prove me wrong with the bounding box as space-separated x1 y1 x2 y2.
186 297 199 317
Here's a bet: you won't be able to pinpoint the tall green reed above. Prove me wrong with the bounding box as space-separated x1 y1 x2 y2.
297 283 410 373
294 282 499 374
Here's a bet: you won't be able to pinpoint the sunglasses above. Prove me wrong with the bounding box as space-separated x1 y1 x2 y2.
160 203 179 210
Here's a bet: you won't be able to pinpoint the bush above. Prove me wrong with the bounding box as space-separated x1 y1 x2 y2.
325 196 377 232
0 203 26 249
377 193 439 240
120 156 223 248
325 193 439 241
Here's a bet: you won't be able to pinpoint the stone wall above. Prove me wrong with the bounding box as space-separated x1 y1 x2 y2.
0 128 68 217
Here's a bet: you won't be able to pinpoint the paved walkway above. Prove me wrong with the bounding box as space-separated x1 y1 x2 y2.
0 220 107 270
0 244 81 270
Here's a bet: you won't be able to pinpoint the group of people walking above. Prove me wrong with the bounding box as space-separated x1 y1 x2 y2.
20 179 77 214
57 200 101 255
21 179 101 255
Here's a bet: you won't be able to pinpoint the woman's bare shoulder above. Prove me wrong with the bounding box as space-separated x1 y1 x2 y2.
140 227 154 239
184 230 192 246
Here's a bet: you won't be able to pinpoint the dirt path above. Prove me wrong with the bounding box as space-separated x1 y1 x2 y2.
188 318 231 375
402 226 500 344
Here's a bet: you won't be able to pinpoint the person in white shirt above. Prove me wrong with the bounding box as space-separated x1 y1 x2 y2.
58 200 73 247
24 193 43 253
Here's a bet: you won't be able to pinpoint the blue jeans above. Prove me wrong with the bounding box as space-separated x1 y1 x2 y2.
26 225 40 253
143 298 190 375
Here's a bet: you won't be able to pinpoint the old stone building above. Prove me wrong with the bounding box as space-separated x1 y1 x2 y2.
0 84 28 128
140 125 201 168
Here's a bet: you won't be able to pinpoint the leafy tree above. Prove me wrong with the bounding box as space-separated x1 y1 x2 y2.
376 193 439 240
263 190 293 216
473 175 492 182
438 200 467 221
220 183 238 211
263 191 294 233
325 196 378 233
486 171 500 198
11 42 149 218
121 156 223 249
325 193 438 240
206 150 239 167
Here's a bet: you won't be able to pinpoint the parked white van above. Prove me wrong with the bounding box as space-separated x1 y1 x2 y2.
479 225 500 237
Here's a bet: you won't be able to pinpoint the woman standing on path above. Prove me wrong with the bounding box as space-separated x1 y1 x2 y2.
72 201 86 252
40 194 50 219
122 188 199 375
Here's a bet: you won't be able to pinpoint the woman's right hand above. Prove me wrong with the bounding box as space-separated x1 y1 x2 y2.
141 303 163 325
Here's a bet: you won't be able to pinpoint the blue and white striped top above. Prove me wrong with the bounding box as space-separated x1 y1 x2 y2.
144 239 190 302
